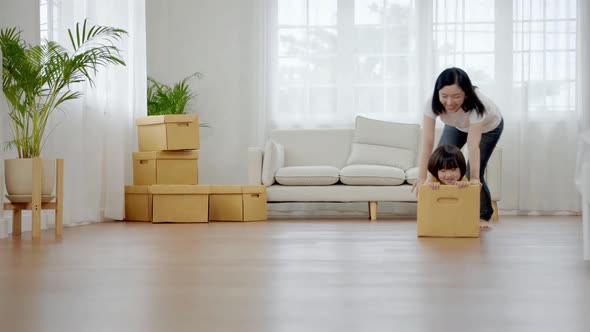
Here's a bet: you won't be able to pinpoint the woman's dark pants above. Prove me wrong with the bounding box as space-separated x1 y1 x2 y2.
437 118 504 221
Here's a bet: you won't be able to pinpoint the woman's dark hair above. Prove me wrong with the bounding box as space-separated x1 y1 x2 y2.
427 144 467 182
431 67 485 116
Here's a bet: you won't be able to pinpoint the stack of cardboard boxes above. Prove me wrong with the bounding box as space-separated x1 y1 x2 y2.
124 114 267 223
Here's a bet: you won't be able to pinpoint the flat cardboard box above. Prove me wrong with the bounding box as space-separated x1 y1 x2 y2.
151 185 210 223
417 185 480 237
124 185 152 222
133 151 198 185
209 185 267 221
136 114 200 151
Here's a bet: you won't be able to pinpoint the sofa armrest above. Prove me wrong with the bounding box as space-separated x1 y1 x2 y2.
248 147 264 185
485 146 502 201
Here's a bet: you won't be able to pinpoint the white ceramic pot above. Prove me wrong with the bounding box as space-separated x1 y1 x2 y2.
4 158 56 202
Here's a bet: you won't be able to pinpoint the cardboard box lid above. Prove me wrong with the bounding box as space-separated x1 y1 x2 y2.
133 151 199 160
136 114 199 126
125 185 151 194
242 185 266 194
210 185 243 194
150 185 210 194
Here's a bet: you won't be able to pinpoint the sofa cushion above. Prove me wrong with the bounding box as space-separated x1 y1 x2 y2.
340 165 405 185
275 166 340 186
346 116 420 170
405 167 419 185
261 140 285 186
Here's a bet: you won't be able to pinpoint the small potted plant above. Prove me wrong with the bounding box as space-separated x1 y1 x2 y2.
0 19 127 202
147 73 208 127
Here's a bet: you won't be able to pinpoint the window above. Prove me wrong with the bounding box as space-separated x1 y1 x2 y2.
276 0 418 128
433 0 496 82
513 0 577 113
40 0 60 41
272 0 577 128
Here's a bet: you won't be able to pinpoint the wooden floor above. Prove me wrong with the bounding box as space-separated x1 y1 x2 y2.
0 216 589 332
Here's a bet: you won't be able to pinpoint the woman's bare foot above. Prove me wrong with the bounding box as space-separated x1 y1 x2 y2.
479 220 492 230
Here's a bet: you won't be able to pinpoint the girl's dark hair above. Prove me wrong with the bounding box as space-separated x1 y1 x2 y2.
427 144 467 182
431 67 485 116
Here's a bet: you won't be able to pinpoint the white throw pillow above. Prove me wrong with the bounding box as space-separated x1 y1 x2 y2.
405 167 419 185
346 116 420 171
353 116 420 149
340 165 406 185
261 140 285 186
275 166 340 186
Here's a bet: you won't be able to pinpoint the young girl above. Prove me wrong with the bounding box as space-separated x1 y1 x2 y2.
425 144 470 190
425 144 490 228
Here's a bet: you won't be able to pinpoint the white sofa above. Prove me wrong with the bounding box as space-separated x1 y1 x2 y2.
247 118 502 220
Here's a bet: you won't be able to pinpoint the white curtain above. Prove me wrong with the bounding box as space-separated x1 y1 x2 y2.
39 0 146 226
263 0 584 213
578 0 590 132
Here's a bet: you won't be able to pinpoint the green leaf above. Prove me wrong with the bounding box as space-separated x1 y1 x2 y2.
146 72 202 116
1 18 128 157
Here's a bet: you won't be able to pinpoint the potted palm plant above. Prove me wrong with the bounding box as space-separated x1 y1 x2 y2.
1 19 127 202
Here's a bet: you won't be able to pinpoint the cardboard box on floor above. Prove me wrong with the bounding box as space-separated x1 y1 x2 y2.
133 151 198 185
125 185 152 222
209 185 267 221
151 185 210 223
136 114 200 151
417 185 480 238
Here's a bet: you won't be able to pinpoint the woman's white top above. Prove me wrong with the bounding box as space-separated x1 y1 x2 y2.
423 89 503 133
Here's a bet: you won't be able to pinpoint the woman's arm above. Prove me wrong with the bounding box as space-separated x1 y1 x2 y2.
467 122 483 185
412 115 436 193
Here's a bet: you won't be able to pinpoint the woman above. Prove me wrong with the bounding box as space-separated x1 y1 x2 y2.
413 67 504 229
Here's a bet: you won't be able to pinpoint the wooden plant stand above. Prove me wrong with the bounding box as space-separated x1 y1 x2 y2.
4 158 64 238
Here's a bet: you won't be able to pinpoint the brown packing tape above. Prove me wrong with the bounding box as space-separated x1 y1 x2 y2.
133 151 199 160
210 185 243 194
150 185 210 194
136 114 198 126
155 151 199 160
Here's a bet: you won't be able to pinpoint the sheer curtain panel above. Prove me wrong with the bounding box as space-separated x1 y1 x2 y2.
40 0 147 225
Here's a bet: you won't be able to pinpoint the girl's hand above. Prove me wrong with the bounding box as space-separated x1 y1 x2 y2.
411 178 425 195
456 181 470 189
426 182 440 190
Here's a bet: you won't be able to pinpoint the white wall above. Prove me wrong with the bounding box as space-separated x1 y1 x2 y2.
0 0 40 154
146 0 263 184
0 0 41 237
0 0 40 44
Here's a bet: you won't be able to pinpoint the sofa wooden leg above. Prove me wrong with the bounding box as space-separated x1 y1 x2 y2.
491 200 499 223
369 201 378 221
